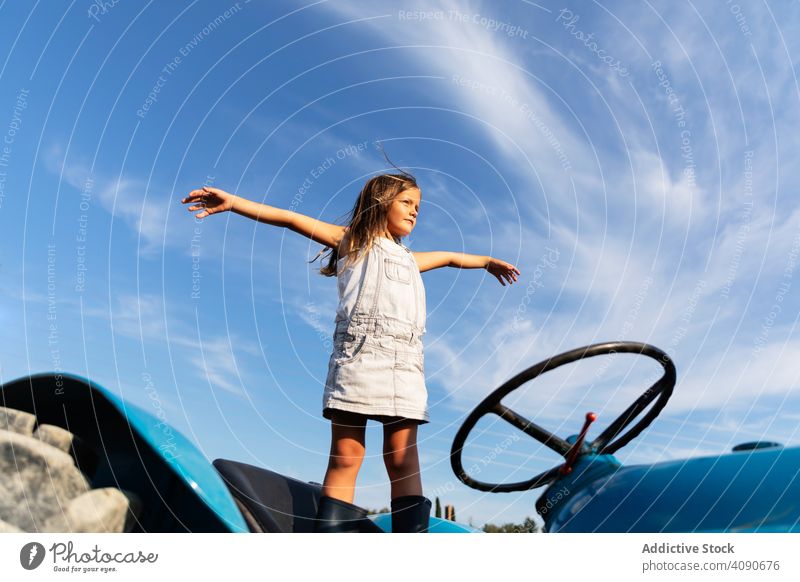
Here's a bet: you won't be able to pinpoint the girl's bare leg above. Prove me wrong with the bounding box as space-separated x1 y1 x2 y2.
321 411 367 503
382 419 422 498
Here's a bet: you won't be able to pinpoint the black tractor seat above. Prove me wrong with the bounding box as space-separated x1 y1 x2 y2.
212 459 382 533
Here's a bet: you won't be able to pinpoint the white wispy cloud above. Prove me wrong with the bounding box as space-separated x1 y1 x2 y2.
82 291 259 397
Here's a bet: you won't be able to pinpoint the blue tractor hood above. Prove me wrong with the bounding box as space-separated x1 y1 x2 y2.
538 444 800 532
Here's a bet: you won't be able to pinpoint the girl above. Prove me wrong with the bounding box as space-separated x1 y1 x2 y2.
181 171 520 533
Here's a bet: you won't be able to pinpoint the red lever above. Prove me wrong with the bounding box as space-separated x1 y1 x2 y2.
559 412 597 475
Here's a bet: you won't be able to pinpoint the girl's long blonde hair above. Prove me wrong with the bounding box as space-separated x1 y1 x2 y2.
316 170 418 277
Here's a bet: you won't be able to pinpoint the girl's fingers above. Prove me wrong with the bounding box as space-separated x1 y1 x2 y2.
182 191 204 202
488 263 520 285
183 187 220 202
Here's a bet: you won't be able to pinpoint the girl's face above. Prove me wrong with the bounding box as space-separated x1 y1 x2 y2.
385 187 421 239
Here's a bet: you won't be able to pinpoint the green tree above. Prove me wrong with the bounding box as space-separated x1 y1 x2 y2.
435 497 442 518
483 517 540 533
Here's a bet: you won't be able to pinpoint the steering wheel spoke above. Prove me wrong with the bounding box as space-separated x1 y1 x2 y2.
451 342 676 493
591 371 675 453
492 403 572 456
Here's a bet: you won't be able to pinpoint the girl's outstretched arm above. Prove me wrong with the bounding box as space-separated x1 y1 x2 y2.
412 251 520 286
182 186 346 248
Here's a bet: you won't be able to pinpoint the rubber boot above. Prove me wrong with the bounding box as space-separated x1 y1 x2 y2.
390 495 432 533
313 495 370 533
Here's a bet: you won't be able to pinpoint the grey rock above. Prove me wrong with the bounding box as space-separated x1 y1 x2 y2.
33 424 75 453
42 489 135 533
0 429 90 532
0 518 23 533
0 407 36 436
33 424 97 476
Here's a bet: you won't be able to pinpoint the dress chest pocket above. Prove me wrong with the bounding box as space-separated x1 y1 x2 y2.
384 258 411 284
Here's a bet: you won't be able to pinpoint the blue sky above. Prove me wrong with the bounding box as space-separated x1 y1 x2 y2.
1 0 799 529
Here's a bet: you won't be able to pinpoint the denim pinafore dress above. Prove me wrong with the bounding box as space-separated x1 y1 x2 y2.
323 236 428 423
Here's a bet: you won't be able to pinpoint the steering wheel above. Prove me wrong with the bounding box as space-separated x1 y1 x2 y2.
450 341 676 493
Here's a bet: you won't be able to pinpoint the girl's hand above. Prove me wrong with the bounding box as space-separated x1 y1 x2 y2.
486 258 521 286
181 186 236 219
